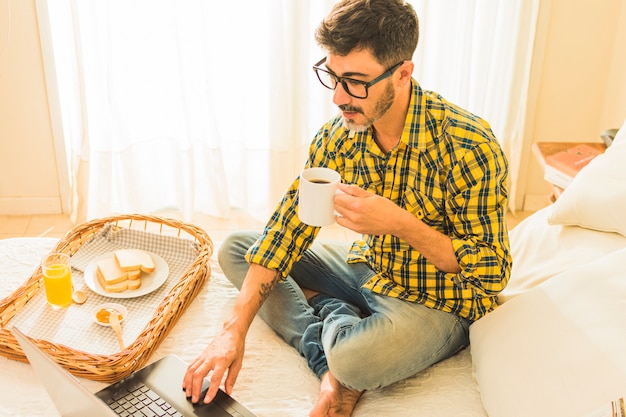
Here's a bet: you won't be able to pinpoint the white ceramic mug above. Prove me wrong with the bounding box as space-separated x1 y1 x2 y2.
298 167 341 227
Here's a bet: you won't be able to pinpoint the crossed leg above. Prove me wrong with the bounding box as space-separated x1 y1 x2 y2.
218 231 470 417
301 288 362 417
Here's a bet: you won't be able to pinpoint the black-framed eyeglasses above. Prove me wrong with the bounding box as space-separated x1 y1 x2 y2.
312 57 405 99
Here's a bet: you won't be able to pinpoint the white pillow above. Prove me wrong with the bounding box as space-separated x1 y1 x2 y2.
470 248 626 417
612 117 626 144
547 118 626 236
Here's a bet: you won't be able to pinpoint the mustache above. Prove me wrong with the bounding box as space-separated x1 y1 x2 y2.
339 105 363 114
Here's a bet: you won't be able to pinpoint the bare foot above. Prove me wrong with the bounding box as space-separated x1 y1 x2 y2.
309 371 363 417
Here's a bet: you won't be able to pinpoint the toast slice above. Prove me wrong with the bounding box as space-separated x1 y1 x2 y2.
96 257 128 286
127 277 142 290
127 269 141 280
114 249 156 273
96 256 143 292
96 271 142 292
97 277 130 293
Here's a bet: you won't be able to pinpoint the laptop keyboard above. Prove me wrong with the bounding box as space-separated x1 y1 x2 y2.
105 383 183 417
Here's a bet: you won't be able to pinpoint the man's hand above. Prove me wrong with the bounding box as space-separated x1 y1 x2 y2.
182 327 245 404
182 264 279 404
334 182 407 236
335 183 461 273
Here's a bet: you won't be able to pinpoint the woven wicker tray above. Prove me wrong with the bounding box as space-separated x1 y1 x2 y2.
0 214 213 383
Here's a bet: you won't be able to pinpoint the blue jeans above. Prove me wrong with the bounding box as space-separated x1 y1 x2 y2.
218 231 470 391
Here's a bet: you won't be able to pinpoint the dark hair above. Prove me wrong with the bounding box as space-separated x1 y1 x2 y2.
315 0 419 67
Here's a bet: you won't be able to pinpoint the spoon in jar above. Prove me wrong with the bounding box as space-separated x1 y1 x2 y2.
108 309 125 350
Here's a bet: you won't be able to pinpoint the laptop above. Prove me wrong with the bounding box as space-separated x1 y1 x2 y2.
12 327 256 417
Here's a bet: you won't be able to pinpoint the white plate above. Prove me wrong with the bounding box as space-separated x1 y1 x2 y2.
84 251 169 298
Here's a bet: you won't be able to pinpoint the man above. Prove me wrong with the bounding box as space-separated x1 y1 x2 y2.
183 1 511 416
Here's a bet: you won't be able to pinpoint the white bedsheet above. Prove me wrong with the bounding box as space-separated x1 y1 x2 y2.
500 205 626 302
0 237 488 417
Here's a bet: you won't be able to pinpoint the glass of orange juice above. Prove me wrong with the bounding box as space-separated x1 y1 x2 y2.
41 253 73 309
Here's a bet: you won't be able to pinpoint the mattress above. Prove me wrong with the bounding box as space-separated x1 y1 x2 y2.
0 236 488 417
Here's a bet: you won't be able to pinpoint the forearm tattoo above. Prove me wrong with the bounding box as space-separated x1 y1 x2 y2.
259 272 281 303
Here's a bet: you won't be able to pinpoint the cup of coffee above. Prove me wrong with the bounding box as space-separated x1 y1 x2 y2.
298 167 341 227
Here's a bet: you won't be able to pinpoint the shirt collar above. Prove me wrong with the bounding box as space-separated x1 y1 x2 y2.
403 79 428 152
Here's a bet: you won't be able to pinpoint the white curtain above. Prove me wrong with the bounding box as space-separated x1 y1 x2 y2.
411 0 540 211
42 0 335 223
40 0 537 223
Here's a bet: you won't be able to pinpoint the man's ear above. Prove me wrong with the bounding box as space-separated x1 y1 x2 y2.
398 61 414 85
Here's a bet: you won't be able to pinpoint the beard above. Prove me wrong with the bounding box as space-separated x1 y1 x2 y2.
340 81 395 132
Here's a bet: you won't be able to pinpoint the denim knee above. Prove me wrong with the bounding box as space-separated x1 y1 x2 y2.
324 336 382 391
323 309 471 391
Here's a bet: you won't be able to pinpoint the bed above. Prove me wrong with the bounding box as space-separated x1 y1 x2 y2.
1 119 625 417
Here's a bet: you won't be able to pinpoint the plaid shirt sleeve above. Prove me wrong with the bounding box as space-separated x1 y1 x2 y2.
244 154 326 277
243 183 317 276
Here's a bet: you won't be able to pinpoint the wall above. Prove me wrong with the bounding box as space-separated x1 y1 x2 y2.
521 0 626 210
0 0 62 214
600 0 626 129
0 0 625 215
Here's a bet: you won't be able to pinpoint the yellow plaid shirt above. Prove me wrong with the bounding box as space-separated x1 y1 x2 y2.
246 80 511 321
